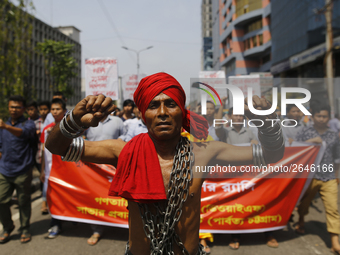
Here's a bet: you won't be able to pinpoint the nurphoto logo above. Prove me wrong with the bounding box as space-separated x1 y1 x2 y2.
193 82 312 128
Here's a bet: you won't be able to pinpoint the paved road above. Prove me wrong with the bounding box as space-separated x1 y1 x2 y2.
0 187 335 255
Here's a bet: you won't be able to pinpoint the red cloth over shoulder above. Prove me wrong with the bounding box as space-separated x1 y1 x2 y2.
108 133 166 202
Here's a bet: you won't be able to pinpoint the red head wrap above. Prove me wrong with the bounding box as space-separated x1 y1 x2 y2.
134 72 208 140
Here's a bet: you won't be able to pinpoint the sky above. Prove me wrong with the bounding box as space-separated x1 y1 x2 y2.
28 0 203 99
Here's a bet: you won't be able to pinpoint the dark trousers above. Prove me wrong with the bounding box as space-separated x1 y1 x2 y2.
50 217 62 228
0 170 32 233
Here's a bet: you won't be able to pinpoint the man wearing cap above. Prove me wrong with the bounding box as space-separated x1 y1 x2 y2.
46 72 284 255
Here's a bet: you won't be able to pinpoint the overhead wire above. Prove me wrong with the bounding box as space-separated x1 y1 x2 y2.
96 0 135 61
82 36 200 45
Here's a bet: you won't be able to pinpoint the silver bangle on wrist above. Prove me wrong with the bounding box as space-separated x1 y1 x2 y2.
258 122 285 151
257 118 285 157
62 137 84 162
59 110 87 139
252 144 267 168
70 110 87 131
253 117 284 167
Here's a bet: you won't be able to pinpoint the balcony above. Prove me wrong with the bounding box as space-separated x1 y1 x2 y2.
233 9 263 27
259 60 272 72
220 52 238 67
244 40 271 58
220 8 264 43
223 5 235 30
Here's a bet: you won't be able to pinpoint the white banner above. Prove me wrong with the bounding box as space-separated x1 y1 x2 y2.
122 74 146 100
199 71 226 79
85 57 119 100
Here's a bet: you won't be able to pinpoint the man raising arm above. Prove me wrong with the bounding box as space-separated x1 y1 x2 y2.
46 73 284 255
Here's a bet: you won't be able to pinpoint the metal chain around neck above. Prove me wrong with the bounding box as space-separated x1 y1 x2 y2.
138 136 202 255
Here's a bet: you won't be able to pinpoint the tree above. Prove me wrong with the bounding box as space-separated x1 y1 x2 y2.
0 0 34 118
36 39 78 99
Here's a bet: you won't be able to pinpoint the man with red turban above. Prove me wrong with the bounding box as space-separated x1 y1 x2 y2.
46 72 284 255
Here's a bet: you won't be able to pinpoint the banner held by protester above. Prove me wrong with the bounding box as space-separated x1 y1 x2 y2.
47 143 322 233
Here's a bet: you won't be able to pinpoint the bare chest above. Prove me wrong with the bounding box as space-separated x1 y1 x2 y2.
158 155 203 199
158 157 174 194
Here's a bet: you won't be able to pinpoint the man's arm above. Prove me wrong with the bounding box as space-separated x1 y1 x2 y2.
82 139 126 165
0 119 23 137
214 97 228 141
214 96 228 121
46 95 122 164
334 163 340 184
204 96 284 166
205 141 254 165
305 136 322 144
40 145 45 183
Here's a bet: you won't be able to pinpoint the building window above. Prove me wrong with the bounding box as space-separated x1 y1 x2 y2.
225 59 236 74
258 34 263 46
247 38 251 49
252 36 257 47
262 54 270 64
236 0 262 17
244 19 262 34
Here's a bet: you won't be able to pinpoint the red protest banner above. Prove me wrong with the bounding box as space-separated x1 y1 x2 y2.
47 144 321 233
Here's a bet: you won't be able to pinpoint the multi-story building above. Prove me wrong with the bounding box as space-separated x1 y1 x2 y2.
201 0 213 71
212 0 221 70
270 0 340 112
271 0 340 78
29 19 81 105
213 0 271 77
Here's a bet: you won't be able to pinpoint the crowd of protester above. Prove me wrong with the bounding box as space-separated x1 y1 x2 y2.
194 99 340 254
0 93 340 254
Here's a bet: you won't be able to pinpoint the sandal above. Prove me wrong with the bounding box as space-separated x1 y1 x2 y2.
202 245 211 254
266 236 279 248
20 232 31 244
295 224 305 235
229 238 240 250
41 208 49 215
41 201 49 215
87 233 100 246
0 225 15 244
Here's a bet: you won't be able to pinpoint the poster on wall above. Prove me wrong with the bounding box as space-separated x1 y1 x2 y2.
85 57 119 100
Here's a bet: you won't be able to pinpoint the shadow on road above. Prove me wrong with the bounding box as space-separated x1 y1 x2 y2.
49 221 130 242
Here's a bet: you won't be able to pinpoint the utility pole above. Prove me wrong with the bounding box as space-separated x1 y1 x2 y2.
325 0 334 116
122 46 153 81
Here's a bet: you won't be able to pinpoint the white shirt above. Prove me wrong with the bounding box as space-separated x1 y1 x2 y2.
119 119 148 142
85 116 124 141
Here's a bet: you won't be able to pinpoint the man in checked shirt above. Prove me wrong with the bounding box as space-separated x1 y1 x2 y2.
295 104 340 254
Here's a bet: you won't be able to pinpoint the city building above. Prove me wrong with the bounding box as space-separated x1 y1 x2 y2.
270 0 340 112
30 19 82 105
201 0 213 71
271 0 340 78
213 0 271 77
212 0 221 70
